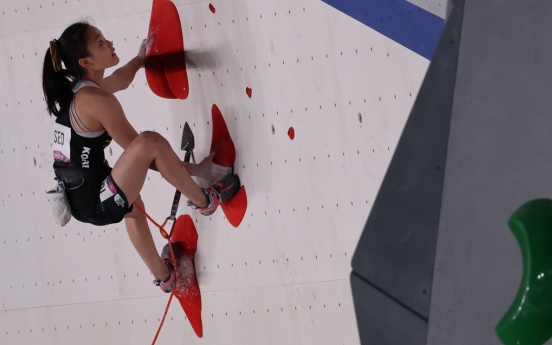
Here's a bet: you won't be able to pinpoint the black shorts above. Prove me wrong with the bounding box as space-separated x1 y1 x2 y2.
54 164 133 226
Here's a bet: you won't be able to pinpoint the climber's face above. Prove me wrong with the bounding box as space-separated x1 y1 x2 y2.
79 26 119 72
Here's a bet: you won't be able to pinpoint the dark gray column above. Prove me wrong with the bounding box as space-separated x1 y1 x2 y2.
350 1 465 343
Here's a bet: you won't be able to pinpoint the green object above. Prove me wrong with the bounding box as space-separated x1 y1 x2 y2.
496 199 552 345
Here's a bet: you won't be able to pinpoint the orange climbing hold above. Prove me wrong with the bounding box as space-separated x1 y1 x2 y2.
145 0 189 99
209 3 216 13
210 104 247 227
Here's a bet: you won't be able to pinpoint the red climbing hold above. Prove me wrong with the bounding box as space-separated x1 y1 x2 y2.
145 0 189 99
171 215 203 337
221 186 247 227
246 87 252 98
209 3 216 13
288 127 295 140
210 104 236 167
210 104 248 227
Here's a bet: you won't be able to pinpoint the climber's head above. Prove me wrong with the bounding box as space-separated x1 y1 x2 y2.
78 25 120 74
42 21 119 116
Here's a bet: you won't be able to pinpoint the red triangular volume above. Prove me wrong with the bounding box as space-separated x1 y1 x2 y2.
210 104 236 166
210 104 247 227
145 0 189 99
221 186 247 227
170 215 203 337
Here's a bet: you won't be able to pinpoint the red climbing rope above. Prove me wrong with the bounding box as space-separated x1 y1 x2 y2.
133 201 178 345
132 201 172 239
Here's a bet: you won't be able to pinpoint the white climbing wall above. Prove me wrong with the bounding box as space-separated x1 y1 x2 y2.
407 0 447 18
0 0 431 343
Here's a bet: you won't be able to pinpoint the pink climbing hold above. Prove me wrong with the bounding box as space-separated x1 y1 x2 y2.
209 3 216 13
246 87 252 98
288 127 295 140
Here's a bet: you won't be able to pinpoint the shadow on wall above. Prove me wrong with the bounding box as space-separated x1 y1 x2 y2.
185 49 222 70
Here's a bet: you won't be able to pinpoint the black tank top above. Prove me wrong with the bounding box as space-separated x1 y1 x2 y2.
52 81 112 169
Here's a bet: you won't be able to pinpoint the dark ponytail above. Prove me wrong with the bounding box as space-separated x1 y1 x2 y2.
42 21 91 116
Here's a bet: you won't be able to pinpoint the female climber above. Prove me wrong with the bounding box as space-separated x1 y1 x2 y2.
42 22 240 293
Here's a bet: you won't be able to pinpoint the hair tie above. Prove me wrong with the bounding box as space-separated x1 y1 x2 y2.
49 39 62 72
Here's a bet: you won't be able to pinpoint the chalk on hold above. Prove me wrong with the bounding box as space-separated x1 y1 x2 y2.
288 127 295 140
246 87 252 98
171 215 203 338
209 3 216 13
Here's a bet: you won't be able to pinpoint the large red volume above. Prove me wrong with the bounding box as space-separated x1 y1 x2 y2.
210 104 236 166
210 104 247 227
171 215 203 337
146 0 189 99
145 0 174 99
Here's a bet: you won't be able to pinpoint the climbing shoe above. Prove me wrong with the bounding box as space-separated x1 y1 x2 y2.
153 243 180 293
188 173 241 216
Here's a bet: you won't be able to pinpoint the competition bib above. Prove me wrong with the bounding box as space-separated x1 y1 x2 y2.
53 123 71 162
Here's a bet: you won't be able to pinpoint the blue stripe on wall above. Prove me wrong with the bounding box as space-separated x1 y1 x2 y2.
322 0 445 60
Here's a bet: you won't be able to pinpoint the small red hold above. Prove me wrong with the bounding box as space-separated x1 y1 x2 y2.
288 127 295 140
246 87 252 98
209 3 216 13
